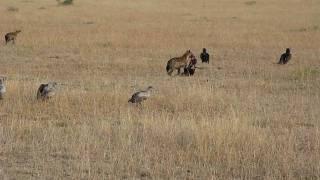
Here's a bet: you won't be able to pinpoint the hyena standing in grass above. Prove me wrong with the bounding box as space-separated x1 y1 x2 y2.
166 50 193 76
5 30 21 44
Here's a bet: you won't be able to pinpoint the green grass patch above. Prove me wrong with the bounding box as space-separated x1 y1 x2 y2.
291 67 320 81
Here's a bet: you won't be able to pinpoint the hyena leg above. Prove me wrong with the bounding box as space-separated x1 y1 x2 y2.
178 67 185 75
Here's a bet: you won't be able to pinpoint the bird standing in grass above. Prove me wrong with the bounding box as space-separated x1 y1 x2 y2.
200 48 210 63
278 48 292 64
5 30 21 44
0 77 6 100
128 86 153 104
37 82 58 100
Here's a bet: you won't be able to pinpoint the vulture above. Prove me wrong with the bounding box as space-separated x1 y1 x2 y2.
278 48 292 64
37 82 58 100
128 86 153 104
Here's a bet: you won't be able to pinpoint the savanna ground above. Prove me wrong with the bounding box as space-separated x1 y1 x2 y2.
0 0 320 179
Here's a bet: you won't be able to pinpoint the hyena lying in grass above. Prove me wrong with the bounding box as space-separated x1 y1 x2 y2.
5 30 21 44
166 50 193 76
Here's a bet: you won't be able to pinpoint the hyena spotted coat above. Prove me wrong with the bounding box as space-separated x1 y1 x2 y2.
166 50 192 76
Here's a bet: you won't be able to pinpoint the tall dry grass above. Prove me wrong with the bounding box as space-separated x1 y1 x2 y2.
0 0 320 179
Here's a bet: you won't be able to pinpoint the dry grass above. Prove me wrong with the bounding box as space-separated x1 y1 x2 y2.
0 0 320 179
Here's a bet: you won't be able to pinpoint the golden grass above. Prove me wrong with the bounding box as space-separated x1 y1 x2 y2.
0 0 320 179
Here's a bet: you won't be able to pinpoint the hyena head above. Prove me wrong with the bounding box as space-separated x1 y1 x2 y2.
184 49 192 59
187 51 194 60
15 30 21 34
186 49 191 55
